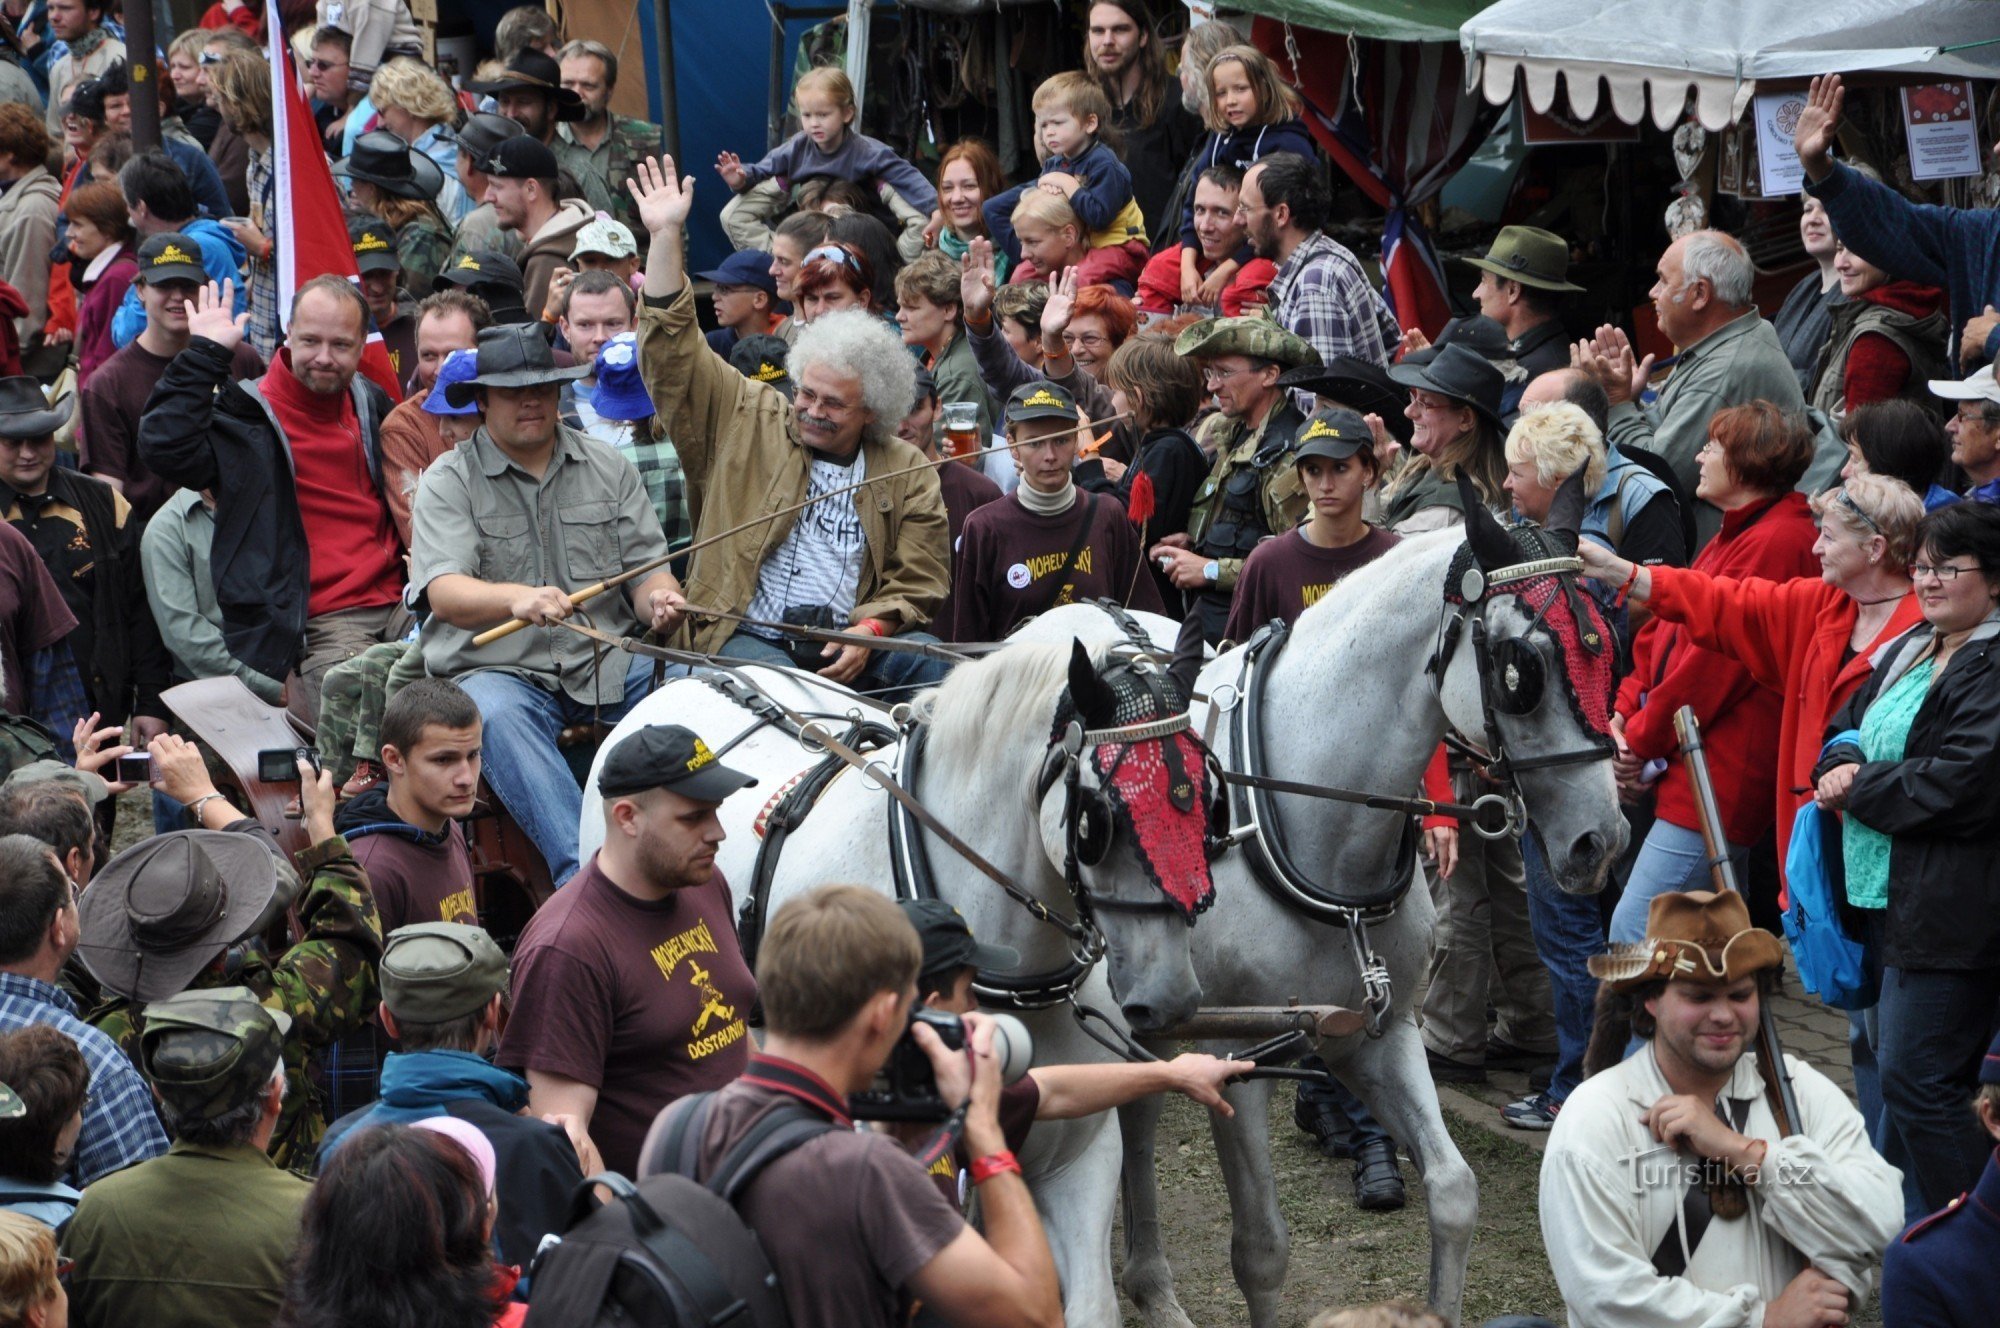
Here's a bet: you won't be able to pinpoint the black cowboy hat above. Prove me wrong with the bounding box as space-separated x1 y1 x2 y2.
332 129 445 202
1276 355 1413 444
443 324 590 408
1388 343 1507 434
0 377 72 440
1401 314 1509 369
467 51 585 122
458 112 526 165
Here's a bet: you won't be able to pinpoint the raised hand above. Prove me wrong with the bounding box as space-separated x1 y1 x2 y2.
1041 266 1079 341
1572 325 1653 407
1398 326 1431 358
714 150 748 191
1794 75 1845 182
187 278 248 351
627 155 695 236
960 237 997 320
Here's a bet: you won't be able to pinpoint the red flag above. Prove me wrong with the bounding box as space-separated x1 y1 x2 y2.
266 0 402 401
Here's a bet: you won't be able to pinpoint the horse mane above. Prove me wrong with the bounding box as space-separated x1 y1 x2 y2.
914 639 1077 765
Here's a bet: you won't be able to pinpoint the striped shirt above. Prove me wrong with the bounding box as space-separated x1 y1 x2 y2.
0 972 168 1185
743 451 868 632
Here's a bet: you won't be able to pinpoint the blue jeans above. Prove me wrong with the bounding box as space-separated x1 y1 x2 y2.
1847 1002 1925 1222
1876 965 2000 1214
1609 819 1752 945
459 656 670 888
1523 831 1602 1103
1294 1058 1392 1151
718 629 954 700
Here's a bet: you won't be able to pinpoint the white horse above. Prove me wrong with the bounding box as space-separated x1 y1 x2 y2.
1018 515 1629 1326
577 639 1218 1327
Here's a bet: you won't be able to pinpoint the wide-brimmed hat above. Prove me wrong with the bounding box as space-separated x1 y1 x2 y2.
1388 343 1507 433
1462 225 1584 293
422 348 482 417
458 112 526 166
332 129 445 202
1174 314 1320 370
443 325 590 408
1276 355 1412 444
77 830 284 1002
1587 890 1787 994
591 334 653 421
0 377 71 440
467 51 584 121
1403 314 1509 368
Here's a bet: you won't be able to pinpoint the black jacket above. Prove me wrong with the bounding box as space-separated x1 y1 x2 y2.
1819 617 2000 970
0 468 171 721
137 336 394 683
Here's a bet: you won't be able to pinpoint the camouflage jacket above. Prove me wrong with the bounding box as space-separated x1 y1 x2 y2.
88 834 385 1174
559 116 664 252
396 213 456 300
447 205 524 268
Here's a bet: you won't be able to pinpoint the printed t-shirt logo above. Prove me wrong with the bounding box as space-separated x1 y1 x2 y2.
1299 581 1335 608
437 887 476 923
652 918 748 1061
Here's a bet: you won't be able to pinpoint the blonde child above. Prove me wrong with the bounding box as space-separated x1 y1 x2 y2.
715 66 937 256
985 72 1149 291
1006 192 1094 293
1174 44 1316 307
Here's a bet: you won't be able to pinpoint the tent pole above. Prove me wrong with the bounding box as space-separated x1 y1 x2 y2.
844 0 871 110
653 0 680 164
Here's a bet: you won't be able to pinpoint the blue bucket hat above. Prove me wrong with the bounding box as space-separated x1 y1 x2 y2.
422 348 482 416
591 333 654 422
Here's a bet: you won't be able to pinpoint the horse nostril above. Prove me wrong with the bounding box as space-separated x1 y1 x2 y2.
1570 831 1603 865
1122 1003 1161 1034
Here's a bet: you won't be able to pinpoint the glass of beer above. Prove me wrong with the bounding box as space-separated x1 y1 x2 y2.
941 402 980 466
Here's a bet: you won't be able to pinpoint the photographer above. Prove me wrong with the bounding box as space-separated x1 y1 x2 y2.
640 885 1062 1328
900 899 1249 1204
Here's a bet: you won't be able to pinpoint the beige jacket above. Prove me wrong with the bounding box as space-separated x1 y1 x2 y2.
0 165 60 342
636 284 949 654
517 199 594 317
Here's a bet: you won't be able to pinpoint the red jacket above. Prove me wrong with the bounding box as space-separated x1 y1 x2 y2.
1615 492 1820 844
1644 564 1925 898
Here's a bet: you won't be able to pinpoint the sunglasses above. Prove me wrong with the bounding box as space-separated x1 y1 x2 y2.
308 57 345 72
1834 488 1880 536
801 244 861 273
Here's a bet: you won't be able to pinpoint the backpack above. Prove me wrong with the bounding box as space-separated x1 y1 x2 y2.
1780 732 1877 1011
522 1096 834 1328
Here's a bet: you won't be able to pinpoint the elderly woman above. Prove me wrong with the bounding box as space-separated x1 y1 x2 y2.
1380 343 1508 532
1811 240 1949 420
0 1210 66 1328
931 139 1011 284
792 241 878 325
1813 500 2000 1216
1838 398 1954 507
366 58 472 224
894 250 991 444
1609 402 1823 944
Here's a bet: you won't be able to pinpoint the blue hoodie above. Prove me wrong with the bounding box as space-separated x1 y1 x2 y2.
110 217 248 349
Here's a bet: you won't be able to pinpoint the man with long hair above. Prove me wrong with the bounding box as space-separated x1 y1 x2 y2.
1083 0 1200 241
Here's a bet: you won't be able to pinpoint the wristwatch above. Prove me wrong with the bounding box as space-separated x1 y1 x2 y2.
1203 559 1220 585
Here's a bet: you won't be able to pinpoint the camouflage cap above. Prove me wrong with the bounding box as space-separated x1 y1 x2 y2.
0 1082 21 1119
1173 313 1321 371
379 922 510 1024
139 986 291 1121
4 758 110 806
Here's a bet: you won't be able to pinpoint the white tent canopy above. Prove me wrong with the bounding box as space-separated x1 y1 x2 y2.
1461 0 2000 131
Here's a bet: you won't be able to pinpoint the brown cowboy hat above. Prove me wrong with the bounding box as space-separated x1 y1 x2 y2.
1588 890 1786 994
76 830 288 1002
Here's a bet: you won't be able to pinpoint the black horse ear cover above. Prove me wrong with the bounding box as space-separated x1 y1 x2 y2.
1543 469 1590 552
1457 471 1518 572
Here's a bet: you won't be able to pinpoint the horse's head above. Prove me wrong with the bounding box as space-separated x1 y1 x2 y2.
1436 474 1628 893
1036 640 1211 1032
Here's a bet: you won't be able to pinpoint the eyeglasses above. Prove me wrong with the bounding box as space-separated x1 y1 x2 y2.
1061 331 1108 350
308 57 345 72
801 245 861 273
1909 562 1972 583
1835 488 1880 535
1698 438 1724 456
1201 363 1259 386
1955 405 2000 426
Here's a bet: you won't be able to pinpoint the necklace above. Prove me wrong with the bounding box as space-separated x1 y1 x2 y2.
1850 588 1910 607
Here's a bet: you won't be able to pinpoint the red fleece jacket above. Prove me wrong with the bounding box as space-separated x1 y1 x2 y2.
1615 492 1820 844
1843 280 1947 410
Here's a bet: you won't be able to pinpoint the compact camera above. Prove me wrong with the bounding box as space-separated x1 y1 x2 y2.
848 1008 1034 1122
256 746 322 784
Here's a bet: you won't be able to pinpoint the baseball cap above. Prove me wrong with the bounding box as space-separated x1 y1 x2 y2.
570 217 638 262
379 922 510 1024
136 232 207 286
697 248 778 296
901 899 1020 983
434 249 525 297
139 986 292 1121
4 758 110 807
597 725 757 803
1929 363 2000 406
911 365 938 403
481 135 560 182
729 334 792 398
1004 380 1080 427
1292 406 1371 466
349 217 401 275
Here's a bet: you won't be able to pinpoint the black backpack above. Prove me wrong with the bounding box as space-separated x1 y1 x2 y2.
523 1096 834 1328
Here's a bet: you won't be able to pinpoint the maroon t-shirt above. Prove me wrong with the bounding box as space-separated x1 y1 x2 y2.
77 338 265 518
930 1073 1040 1208
0 521 78 717
346 820 477 935
499 854 756 1176
935 459 1002 641
950 490 1163 642
1223 525 1401 644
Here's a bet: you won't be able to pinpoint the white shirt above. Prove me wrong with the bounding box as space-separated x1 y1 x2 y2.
743 451 868 630
1540 1042 1903 1328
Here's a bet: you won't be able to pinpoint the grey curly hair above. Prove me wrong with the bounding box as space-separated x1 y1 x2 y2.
788 310 917 442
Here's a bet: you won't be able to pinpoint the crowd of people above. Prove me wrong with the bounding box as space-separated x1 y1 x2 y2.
0 0 1984 1322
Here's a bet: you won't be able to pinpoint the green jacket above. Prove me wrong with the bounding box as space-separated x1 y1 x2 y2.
65 1139 309 1328
1187 398 1308 591
1606 310 1803 547
559 116 664 253
90 833 384 1173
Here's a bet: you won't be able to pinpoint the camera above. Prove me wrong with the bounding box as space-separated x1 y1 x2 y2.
114 752 152 784
256 747 321 784
779 604 840 671
848 1008 1034 1122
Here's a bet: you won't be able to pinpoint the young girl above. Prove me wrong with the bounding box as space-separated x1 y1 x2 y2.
1005 191 1096 297
984 72 1149 291
1176 44 1315 305
715 67 936 256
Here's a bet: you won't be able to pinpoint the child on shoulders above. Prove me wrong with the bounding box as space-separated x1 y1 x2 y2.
984 72 1149 291
1175 44 1317 301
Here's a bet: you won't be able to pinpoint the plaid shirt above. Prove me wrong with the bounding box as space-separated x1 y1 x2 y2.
28 640 87 762
245 149 280 361
1268 231 1397 369
0 972 168 1185
623 429 691 550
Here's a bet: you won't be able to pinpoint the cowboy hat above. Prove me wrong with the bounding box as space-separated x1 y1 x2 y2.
443 324 590 409
0 377 72 440
1388 342 1507 434
467 51 585 122
1462 225 1585 293
1276 355 1412 444
1587 890 1787 994
1173 313 1320 371
76 830 286 1002
332 129 446 202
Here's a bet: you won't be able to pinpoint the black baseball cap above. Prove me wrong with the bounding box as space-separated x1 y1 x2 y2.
136 232 207 286
1292 406 1371 466
433 249 524 296
729 334 792 398
901 899 1020 983
482 135 560 183
349 218 401 275
1004 380 1080 427
910 365 938 403
598 725 757 803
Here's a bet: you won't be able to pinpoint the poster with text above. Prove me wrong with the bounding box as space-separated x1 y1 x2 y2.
1753 91 1808 197
1902 81 1982 181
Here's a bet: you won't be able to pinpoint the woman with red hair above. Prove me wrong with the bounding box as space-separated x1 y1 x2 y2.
791 241 877 325
930 139 1011 284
